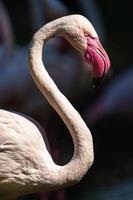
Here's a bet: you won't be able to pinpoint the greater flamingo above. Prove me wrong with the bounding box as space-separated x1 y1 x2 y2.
0 15 110 200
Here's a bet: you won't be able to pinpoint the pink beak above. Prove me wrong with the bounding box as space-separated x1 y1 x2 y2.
84 36 110 88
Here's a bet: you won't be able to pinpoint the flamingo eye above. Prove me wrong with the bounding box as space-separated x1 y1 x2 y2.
84 32 89 37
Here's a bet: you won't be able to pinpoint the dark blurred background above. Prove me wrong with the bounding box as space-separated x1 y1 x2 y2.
1 0 133 199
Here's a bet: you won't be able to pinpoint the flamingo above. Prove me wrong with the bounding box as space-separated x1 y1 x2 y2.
0 14 110 200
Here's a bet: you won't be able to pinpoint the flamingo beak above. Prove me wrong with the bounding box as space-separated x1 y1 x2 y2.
84 36 110 88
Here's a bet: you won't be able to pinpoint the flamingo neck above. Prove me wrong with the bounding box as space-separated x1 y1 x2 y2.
29 16 94 189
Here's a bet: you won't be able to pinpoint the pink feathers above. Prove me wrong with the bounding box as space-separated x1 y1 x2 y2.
84 37 110 78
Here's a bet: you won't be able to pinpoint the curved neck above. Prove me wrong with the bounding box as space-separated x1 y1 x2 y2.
29 17 94 189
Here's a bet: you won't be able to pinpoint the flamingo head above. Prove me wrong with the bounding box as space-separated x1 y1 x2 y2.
60 15 110 88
